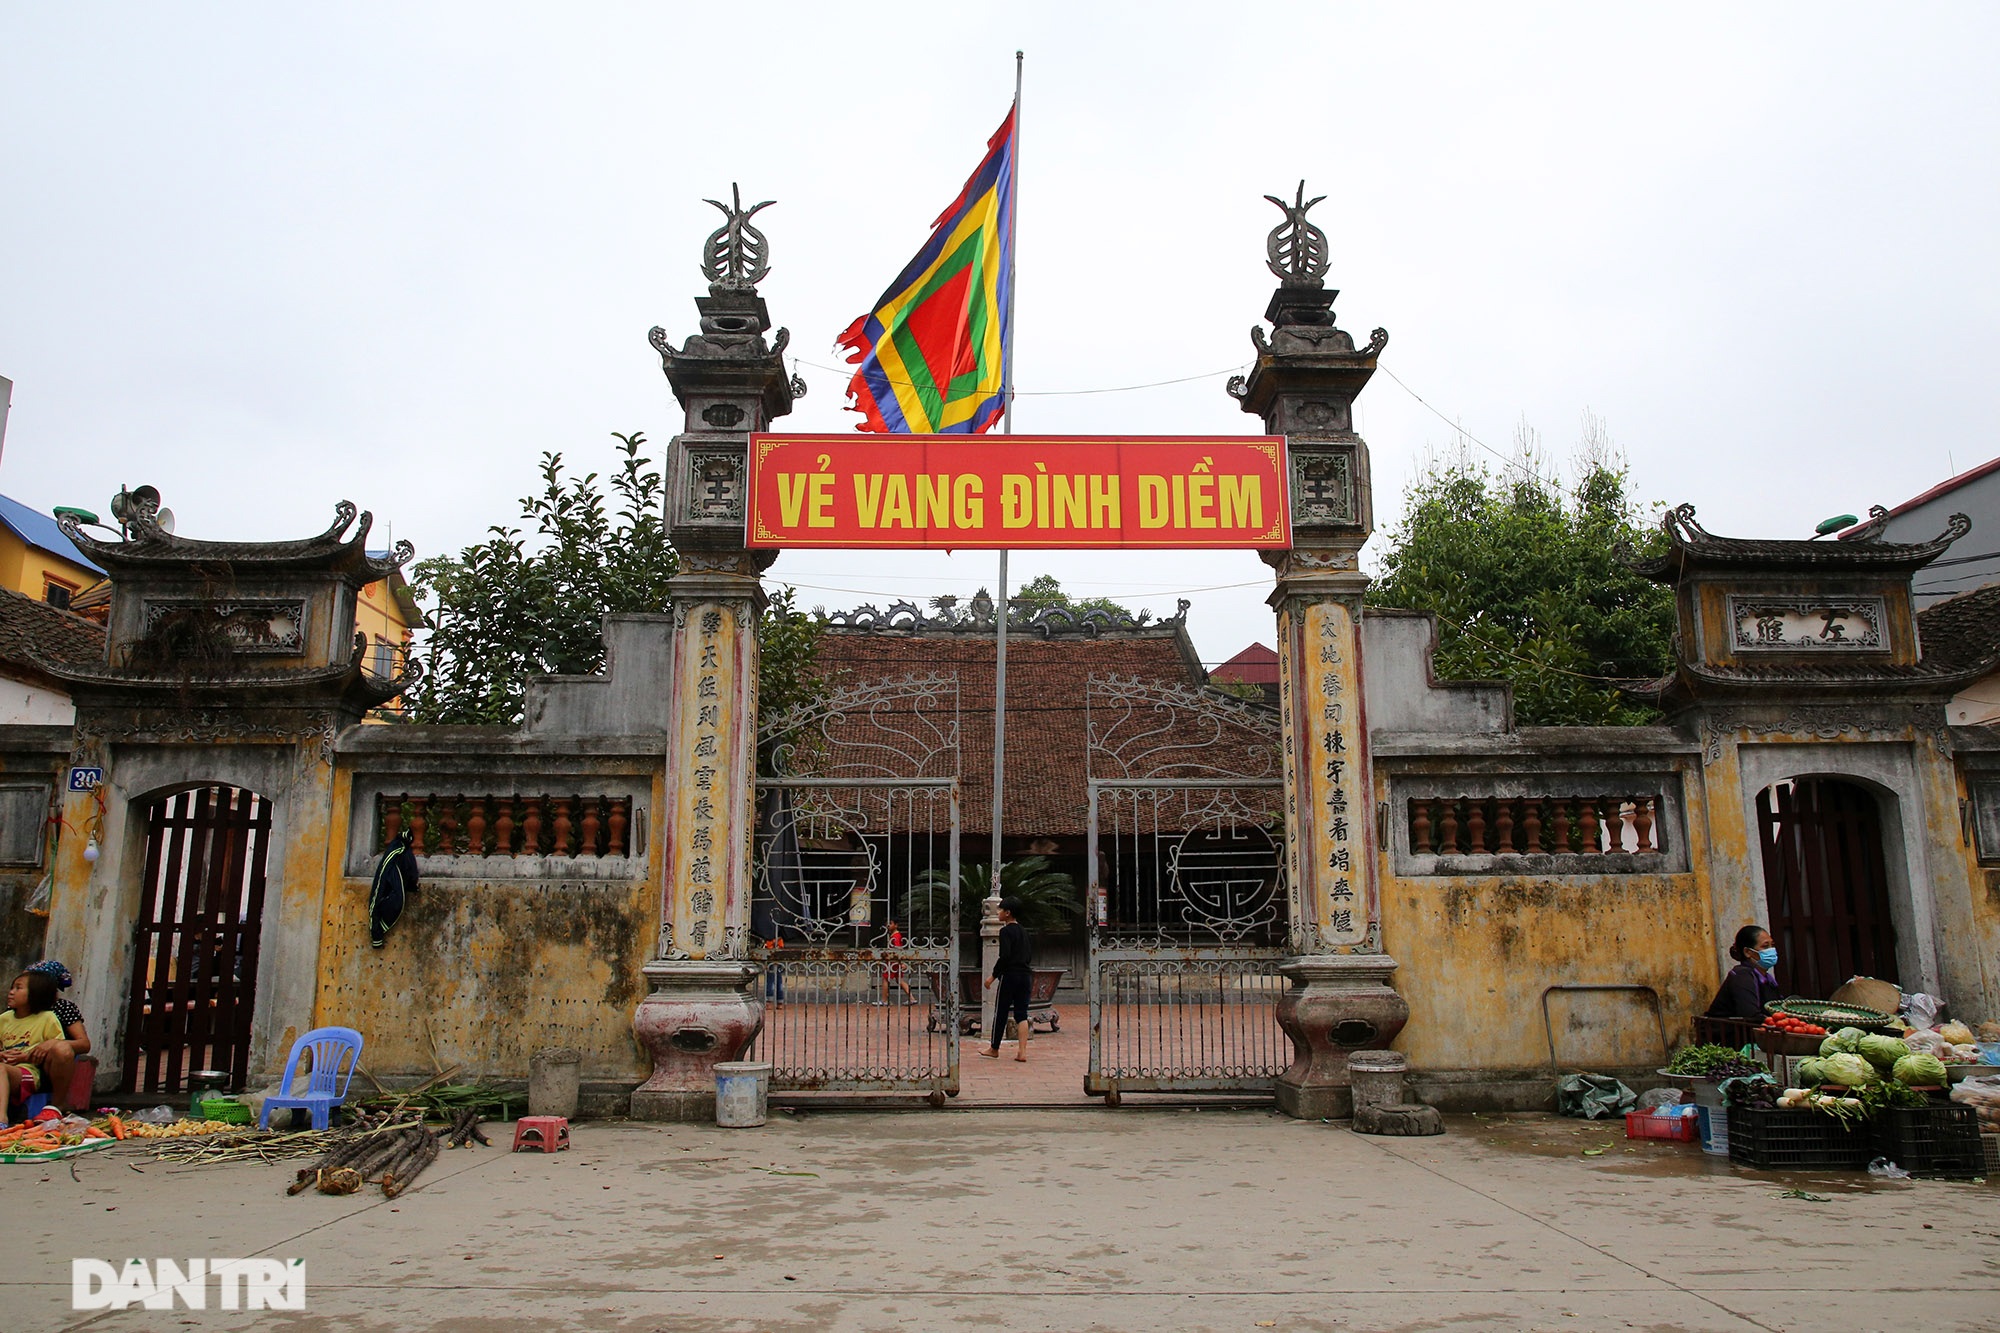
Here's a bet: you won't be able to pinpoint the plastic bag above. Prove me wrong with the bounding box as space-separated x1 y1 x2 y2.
1636 1087 1686 1112
1906 1028 1948 1056
1904 993 1943 1030
131 1105 177 1125
1556 1073 1636 1120
1950 1074 2000 1133
1867 1157 1911 1180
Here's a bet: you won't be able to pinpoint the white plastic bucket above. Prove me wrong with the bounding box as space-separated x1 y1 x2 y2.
714 1061 771 1128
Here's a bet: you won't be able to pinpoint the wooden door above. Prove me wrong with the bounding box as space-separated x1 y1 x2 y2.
1755 778 1897 1000
122 786 272 1093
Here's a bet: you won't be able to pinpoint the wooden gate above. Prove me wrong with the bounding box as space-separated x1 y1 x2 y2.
122 786 272 1093
1756 778 1898 1000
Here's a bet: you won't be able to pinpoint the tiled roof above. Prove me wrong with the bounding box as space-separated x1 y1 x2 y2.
61 500 411 583
1916 585 2000 676
1640 503 1970 581
0 493 104 574
807 629 1216 840
1212 642 1279 685
0 585 106 684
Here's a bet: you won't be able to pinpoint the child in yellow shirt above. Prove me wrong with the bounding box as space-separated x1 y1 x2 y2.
0 971 67 1125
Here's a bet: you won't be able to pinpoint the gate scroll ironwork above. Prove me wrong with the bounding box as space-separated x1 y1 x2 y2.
1085 674 1289 1102
752 672 960 1099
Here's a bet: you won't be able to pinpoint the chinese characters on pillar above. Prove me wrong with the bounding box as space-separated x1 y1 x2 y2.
1283 598 1371 950
672 605 735 958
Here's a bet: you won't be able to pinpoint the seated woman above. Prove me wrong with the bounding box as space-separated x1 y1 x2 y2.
1706 924 1780 1022
23 961 89 1111
0 971 67 1123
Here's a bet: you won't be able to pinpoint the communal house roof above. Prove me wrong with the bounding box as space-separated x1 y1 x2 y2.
787 601 1276 839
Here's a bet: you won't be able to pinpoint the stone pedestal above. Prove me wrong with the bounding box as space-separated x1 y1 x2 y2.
630 959 762 1122
1274 954 1409 1119
1347 1049 1444 1135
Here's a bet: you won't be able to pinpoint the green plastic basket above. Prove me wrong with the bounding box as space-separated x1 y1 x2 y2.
197 1098 253 1125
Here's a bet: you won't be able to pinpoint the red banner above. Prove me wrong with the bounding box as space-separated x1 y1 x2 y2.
747 434 1289 550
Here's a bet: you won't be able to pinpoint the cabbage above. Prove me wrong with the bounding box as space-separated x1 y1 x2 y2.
1893 1052 1949 1086
1819 1052 1879 1087
1796 1057 1833 1087
1819 1027 1867 1056
1858 1034 1911 1070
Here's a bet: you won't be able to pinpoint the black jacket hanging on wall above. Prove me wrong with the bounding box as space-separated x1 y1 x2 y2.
368 831 419 948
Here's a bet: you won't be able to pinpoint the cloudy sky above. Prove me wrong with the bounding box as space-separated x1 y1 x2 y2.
4 5 1996 667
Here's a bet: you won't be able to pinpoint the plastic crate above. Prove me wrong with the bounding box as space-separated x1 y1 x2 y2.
1872 1104 1983 1179
1981 1134 2000 1178
1726 1106 1873 1170
1625 1108 1699 1143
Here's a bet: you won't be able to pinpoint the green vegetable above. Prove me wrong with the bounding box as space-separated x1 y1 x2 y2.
1860 1079 1927 1114
1796 1056 1832 1086
1818 1027 1867 1056
1892 1052 1948 1086
1819 1052 1879 1088
1664 1044 1763 1078
1857 1034 1910 1070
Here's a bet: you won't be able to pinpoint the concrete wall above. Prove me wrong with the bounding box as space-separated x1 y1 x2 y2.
0 678 73 726
0 727 63 979
1877 463 2000 606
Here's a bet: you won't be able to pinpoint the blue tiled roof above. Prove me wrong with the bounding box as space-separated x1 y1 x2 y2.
0 493 106 575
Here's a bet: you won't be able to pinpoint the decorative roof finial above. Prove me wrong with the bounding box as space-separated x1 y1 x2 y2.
1264 181 1329 287
700 183 774 291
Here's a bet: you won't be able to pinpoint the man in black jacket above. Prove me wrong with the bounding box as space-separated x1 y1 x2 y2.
979 899 1033 1062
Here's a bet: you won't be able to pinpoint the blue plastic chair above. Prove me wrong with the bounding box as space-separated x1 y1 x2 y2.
260 1027 363 1130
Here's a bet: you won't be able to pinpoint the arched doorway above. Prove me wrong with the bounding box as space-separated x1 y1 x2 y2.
1754 778 1898 1000
121 785 273 1094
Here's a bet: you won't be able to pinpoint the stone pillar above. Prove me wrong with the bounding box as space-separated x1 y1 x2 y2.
1233 186 1407 1118
630 195 799 1121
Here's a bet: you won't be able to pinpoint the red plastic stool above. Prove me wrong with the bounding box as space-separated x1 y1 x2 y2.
511 1116 570 1153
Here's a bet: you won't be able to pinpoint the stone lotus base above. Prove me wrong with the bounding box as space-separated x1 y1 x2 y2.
1354 1103 1445 1135
629 959 762 1123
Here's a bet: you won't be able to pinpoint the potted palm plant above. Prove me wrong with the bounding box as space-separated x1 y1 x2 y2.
913 856 1083 1033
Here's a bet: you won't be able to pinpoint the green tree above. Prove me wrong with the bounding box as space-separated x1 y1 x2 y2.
1009 573 1138 620
405 431 823 726
1366 427 1674 726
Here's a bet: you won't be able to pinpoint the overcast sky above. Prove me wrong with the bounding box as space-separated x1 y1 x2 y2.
4 5 1996 668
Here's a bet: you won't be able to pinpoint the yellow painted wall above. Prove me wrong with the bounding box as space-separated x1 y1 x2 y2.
1378 761 1720 1077
313 766 667 1084
0 528 101 605
355 574 417 718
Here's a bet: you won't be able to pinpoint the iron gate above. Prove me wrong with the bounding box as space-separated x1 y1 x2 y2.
751 672 960 1098
123 785 272 1094
1085 675 1289 1101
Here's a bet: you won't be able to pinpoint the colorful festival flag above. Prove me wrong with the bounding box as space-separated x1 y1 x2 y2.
838 108 1015 434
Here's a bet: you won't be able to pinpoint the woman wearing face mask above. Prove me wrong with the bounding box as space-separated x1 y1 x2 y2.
1705 925 1782 1022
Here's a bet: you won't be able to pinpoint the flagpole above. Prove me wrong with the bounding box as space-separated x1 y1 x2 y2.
984 50 1022 1042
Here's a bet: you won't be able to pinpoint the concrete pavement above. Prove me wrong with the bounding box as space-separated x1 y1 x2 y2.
14 1109 2000 1332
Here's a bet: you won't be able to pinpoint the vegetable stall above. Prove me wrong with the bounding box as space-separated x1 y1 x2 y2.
1639 995 2000 1179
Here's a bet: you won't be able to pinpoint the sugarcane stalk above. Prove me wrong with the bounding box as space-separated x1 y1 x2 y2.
382 1129 440 1198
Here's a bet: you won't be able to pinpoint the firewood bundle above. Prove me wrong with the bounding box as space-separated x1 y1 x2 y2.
286 1117 441 1199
